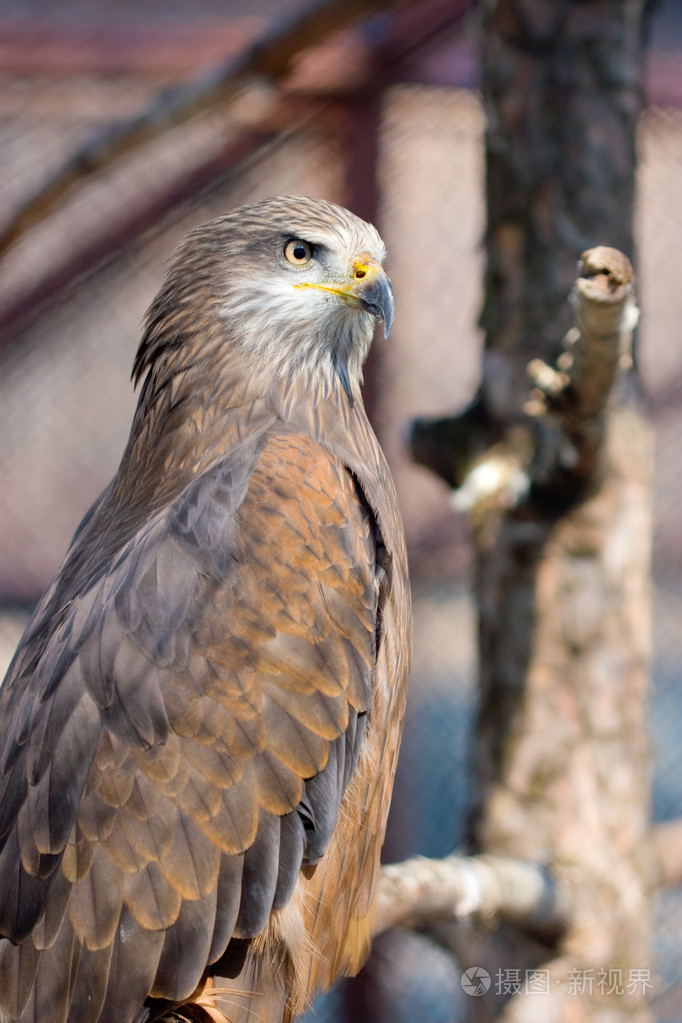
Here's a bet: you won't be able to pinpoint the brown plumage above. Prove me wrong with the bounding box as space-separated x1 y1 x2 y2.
0 197 410 1023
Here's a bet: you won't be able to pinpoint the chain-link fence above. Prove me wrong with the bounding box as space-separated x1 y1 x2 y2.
0 2 680 1020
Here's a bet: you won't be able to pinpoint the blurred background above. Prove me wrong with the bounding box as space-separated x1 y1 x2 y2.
0 1 680 1020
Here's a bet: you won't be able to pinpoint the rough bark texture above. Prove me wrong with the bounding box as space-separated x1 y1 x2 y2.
479 0 644 421
410 2 653 1020
474 4 653 1021
471 265 653 1023
372 853 568 937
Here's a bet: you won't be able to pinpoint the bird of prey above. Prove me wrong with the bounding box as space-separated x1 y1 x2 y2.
0 197 410 1023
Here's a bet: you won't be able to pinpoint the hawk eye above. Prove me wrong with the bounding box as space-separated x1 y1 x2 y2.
284 239 313 266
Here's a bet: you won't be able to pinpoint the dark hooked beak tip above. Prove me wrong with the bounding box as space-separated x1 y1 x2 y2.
359 275 395 338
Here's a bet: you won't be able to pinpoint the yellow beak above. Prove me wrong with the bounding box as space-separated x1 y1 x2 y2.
294 256 395 337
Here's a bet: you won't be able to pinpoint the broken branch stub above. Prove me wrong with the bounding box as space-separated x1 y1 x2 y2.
525 246 639 505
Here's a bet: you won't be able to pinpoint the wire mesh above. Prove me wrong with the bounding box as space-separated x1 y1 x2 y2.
0 7 680 1022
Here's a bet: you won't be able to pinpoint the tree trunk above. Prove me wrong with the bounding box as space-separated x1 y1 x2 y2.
479 0 644 421
411 1 653 1020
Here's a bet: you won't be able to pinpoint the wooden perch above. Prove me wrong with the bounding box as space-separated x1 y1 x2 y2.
524 246 639 502
410 247 640 521
371 817 680 945
0 0 405 257
372 853 569 938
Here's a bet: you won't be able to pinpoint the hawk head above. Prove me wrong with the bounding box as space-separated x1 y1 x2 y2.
135 196 394 402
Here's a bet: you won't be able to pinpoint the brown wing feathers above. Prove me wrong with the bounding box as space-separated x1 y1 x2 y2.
0 433 383 1021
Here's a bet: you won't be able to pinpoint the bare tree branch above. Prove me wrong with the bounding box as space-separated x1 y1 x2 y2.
373 854 569 938
373 816 680 944
434 247 639 521
525 246 639 501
